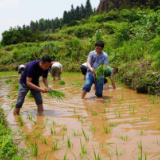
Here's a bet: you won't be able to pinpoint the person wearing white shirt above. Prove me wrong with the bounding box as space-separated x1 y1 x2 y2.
51 62 63 80
80 62 88 80
18 64 25 76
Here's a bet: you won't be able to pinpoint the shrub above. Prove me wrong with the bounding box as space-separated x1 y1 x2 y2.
12 48 20 59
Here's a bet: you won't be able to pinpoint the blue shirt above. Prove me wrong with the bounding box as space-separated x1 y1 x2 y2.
87 50 109 72
20 60 48 85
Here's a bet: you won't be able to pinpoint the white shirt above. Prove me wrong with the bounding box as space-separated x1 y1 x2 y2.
19 64 25 69
52 62 63 69
82 63 87 68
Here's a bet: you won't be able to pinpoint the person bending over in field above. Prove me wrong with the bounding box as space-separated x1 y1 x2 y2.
80 62 88 80
13 55 52 116
81 41 109 99
93 66 118 90
17 64 25 76
51 62 63 80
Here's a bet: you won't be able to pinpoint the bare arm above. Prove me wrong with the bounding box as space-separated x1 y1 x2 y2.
110 76 116 89
43 77 52 90
87 60 95 73
26 77 47 93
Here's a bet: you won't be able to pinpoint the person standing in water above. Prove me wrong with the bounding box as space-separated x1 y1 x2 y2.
80 62 88 80
13 55 52 116
51 62 63 80
81 41 109 99
17 64 25 76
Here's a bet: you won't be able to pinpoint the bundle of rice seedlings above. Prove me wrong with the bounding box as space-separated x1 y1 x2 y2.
47 90 65 101
95 65 108 83
59 80 65 85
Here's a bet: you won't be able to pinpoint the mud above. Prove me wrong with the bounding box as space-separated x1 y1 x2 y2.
0 73 160 160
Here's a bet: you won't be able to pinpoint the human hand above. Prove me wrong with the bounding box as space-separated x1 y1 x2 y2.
48 86 52 90
40 88 48 93
90 67 95 73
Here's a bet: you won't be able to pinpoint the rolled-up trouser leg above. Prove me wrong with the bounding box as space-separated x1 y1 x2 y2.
15 84 30 108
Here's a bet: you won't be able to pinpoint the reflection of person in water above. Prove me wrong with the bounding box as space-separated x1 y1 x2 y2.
13 55 52 116
17 64 25 76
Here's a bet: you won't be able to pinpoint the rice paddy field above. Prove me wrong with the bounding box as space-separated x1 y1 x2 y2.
0 72 160 160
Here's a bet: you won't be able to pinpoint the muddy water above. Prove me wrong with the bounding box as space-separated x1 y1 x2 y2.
0 73 160 160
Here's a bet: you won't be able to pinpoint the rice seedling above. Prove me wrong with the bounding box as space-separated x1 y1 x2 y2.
103 108 108 113
154 126 160 130
17 115 24 126
47 90 65 101
127 105 132 108
63 148 68 160
126 120 134 125
77 115 80 119
79 138 89 159
67 135 72 148
34 132 42 139
52 119 56 125
102 116 108 121
108 98 111 103
5 79 12 83
52 141 59 150
73 108 76 114
50 126 54 135
117 133 129 141
115 145 125 156
70 83 83 87
7 94 17 98
148 107 151 112
98 142 114 148
62 125 67 131
82 128 89 141
130 107 135 114
89 125 97 132
27 140 38 157
139 128 147 135
23 134 30 140
91 110 98 116
93 147 107 160
108 122 118 127
141 116 148 121
72 129 82 136
104 102 107 107
41 137 48 145
62 133 64 140
45 154 51 160
137 141 144 160
10 103 15 111
59 80 65 85
115 112 122 117
28 91 33 98
103 125 112 134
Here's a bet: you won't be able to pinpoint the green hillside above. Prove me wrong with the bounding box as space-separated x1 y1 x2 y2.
1 8 160 94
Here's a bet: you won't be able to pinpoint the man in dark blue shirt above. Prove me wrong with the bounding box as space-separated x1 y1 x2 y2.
13 55 52 116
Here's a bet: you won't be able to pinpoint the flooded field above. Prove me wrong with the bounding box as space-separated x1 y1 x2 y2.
0 72 160 160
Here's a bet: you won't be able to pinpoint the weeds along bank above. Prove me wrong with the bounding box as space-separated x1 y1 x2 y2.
0 8 160 94
0 107 25 159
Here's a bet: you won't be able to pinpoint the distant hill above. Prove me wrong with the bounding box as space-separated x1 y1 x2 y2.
97 0 160 13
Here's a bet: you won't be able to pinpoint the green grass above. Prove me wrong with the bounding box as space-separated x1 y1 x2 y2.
5 79 12 83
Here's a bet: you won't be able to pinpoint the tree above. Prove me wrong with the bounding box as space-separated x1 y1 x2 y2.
85 0 93 17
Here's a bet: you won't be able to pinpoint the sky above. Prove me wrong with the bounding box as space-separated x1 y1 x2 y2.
0 0 100 40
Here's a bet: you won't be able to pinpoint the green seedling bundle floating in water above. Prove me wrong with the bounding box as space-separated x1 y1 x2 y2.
59 80 65 85
47 90 65 101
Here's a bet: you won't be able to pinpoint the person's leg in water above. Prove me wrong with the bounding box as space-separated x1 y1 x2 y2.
81 72 94 99
103 78 108 90
13 84 29 115
95 76 104 97
31 87 44 116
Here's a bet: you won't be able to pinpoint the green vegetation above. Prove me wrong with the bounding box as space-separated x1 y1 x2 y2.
47 90 65 100
0 107 24 159
59 80 65 85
